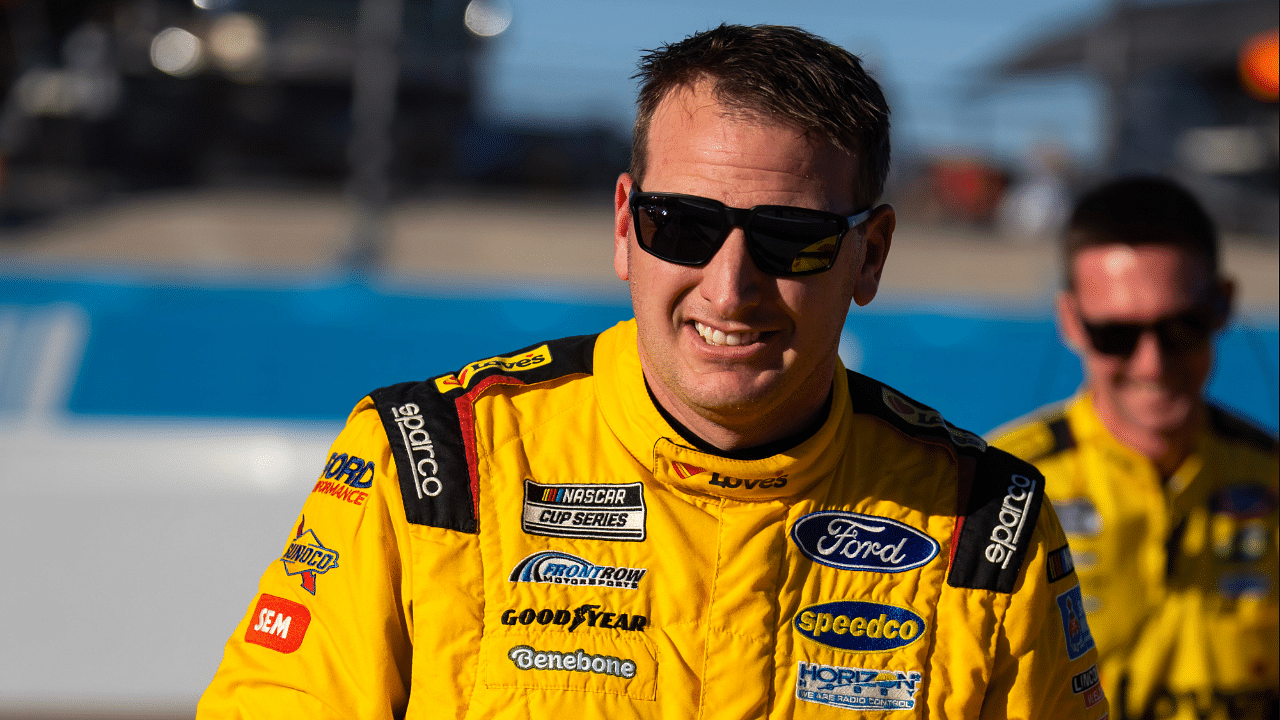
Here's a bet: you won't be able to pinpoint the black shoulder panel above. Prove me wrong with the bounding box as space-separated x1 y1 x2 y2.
370 380 477 532
845 370 989 455
1025 415 1077 462
946 447 1046 593
1207 404 1278 454
369 333 599 532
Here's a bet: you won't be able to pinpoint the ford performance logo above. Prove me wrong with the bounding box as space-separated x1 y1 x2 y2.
794 601 926 653
791 511 939 573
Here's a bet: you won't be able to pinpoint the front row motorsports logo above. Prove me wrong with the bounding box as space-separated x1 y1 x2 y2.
279 516 340 595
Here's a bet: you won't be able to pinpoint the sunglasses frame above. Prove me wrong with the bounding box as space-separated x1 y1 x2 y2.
628 186 872 277
1075 289 1226 357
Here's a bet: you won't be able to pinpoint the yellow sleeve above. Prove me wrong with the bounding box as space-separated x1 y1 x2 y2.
196 398 416 719
983 501 1109 720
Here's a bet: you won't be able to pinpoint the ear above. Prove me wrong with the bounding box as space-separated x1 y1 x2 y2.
1212 277 1235 331
1056 290 1086 353
852 204 895 307
614 173 634 282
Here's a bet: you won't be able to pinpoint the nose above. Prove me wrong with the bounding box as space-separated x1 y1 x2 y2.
698 227 763 317
1125 327 1166 379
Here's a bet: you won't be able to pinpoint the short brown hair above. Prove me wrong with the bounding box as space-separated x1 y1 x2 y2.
1064 175 1219 287
630 24 891 209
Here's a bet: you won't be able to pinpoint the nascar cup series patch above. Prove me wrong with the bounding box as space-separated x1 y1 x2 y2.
795 662 923 712
521 480 646 541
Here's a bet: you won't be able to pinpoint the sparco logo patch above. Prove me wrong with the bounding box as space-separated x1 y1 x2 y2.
795 662 923 712
795 600 926 653
508 645 637 679
791 511 939 573
1072 664 1104 708
881 387 986 450
390 403 444 500
522 480 646 541
509 551 647 590
1057 584 1096 661
500 603 647 632
245 594 311 653
985 474 1037 569
279 517 339 595
435 345 552 393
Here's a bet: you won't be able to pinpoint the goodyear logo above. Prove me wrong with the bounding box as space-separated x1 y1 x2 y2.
794 601 926 653
434 345 552 393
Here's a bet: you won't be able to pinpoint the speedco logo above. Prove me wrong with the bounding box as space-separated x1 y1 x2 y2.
794 600 926 653
508 645 637 679
881 387 986 450
985 474 1036 569
390 403 443 499
670 461 788 491
791 511 939 573
509 551 647 590
434 345 552 393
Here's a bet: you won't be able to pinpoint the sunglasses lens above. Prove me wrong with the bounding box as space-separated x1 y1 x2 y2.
1155 313 1213 354
1084 323 1142 356
633 196 725 266
749 208 844 275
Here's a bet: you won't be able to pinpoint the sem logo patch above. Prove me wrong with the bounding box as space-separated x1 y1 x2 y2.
521 480 646 541
279 517 339 595
509 551 647 590
434 345 552 393
881 387 986 450
795 662 923 712
794 601 926 653
791 511 939 573
1072 664 1104 709
245 593 311 653
1047 544 1076 583
508 645 637 679
1057 584 1096 660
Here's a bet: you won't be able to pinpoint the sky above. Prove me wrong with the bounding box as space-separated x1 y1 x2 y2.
469 0 1113 169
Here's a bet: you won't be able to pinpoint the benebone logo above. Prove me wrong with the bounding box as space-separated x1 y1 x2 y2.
507 645 637 679
434 345 552 393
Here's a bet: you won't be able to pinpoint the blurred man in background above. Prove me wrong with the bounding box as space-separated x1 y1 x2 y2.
198 24 1105 718
992 176 1279 720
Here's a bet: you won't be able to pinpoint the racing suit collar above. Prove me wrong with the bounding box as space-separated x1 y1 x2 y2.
594 319 850 501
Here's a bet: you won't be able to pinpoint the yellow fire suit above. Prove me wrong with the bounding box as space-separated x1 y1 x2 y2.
199 320 1106 719
991 393 1278 720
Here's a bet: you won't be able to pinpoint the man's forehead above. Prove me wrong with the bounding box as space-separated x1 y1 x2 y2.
1071 243 1211 311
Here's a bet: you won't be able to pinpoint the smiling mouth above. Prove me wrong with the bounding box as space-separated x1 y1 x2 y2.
693 321 762 347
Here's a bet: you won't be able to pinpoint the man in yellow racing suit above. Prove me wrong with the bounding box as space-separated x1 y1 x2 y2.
199 25 1107 719
991 177 1278 720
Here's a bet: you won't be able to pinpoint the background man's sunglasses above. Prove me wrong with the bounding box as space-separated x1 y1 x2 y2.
629 187 872 277
1080 293 1223 357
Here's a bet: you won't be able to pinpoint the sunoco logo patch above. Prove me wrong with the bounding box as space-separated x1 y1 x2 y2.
794 600 926 653
522 480 646 541
796 662 922 712
279 516 339 595
791 511 939 573
509 551 647 590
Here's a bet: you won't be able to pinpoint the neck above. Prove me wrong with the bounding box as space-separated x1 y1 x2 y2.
1092 396 1202 478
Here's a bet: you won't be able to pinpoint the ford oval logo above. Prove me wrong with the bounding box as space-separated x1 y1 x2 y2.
794 600 927 652
791 511 939 572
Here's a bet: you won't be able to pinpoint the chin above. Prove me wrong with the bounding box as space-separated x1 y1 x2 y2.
1119 394 1196 436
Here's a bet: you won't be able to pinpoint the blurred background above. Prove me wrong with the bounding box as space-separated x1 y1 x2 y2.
0 0 1276 717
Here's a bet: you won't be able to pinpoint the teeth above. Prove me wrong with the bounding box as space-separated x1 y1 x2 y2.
694 321 759 347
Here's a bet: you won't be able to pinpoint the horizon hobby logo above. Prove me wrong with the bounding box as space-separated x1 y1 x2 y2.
434 345 552 393
881 387 986 450
279 516 339 595
669 461 788 490
796 662 923 712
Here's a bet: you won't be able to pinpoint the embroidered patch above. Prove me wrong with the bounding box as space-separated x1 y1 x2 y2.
1053 498 1103 537
434 345 553 393
244 594 311 653
1057 584 1096 660
1046 544 1076 583
1072 663 1103 709
279 516 340 595
509 551 647 590
795 662 923 712
521 480 646 541
790 511 939 573
794 601 926 653
499 604 647 633
507 645 637 679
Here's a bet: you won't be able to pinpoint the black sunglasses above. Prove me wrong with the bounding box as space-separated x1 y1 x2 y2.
1079 291 1224 357
628 186 872 277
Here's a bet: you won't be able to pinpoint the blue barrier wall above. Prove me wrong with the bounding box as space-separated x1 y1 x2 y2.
2 274 1276 435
